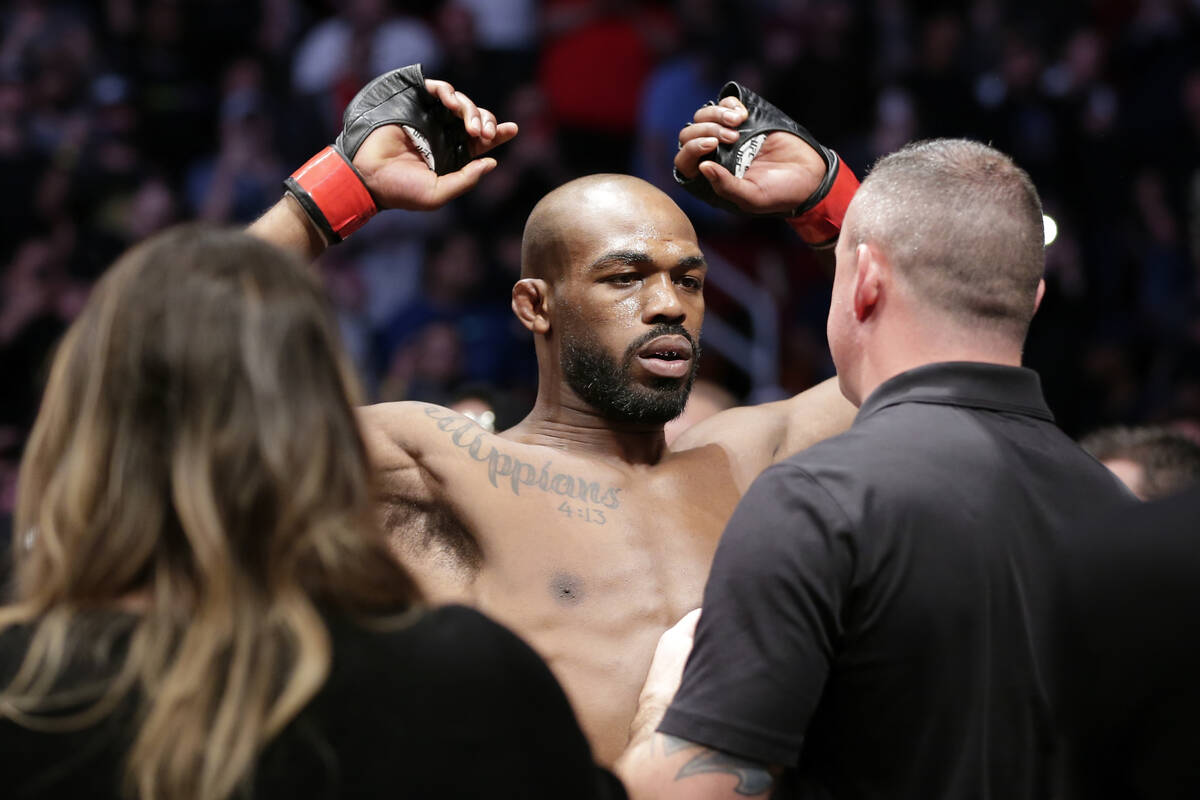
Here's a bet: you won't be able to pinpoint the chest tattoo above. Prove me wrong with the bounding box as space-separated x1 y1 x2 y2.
423 407 623 512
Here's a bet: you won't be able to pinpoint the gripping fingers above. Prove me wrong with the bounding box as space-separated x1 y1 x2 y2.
697 160 757 209
453 91 483 136
478 108 497 141
432 157 497 204
692 98 748 127
424 79 458 109
674 136 720 179
425 79 484 137
679 121 740 147
468 120 519 156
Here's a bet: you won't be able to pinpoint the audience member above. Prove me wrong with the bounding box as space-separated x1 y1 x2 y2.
1080 424 1200 500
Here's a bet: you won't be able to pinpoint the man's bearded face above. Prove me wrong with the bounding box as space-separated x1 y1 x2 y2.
561 323 701 425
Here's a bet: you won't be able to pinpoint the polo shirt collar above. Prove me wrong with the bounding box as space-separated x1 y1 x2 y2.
855 361 1055 424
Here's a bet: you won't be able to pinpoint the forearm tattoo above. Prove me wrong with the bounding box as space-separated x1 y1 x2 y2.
661 735 774 796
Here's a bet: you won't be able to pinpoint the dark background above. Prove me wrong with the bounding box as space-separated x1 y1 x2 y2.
2 0 1199 528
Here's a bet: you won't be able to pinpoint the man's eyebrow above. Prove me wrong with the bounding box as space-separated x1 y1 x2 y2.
587 252 708 272
587 251 654 272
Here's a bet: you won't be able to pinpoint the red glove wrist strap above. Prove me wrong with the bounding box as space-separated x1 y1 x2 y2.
786 154 859 249
284 146 377 244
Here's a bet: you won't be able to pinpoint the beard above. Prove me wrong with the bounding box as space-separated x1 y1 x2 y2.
561 323 701 425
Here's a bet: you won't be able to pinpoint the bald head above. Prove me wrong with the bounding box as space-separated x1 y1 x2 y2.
520 175 696 282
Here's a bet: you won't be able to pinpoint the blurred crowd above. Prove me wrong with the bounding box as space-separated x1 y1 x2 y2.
3 0 1199 522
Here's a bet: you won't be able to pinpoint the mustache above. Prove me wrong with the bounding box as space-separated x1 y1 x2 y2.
624 324 701 362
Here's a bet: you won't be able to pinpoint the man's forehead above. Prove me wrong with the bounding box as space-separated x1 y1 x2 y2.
521 175 701 279
565 190 699 254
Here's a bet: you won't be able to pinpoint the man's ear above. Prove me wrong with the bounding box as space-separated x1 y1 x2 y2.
852 243 884 322
1033 278 1046 314
512 278 551 334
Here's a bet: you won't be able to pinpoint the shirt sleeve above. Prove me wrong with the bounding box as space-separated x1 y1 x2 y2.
658 462 856 767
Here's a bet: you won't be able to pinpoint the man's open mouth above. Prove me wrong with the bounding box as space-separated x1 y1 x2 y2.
634 335 693 378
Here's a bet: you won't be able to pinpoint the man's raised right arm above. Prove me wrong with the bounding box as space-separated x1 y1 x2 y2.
246 68 518 581
248 65 516 261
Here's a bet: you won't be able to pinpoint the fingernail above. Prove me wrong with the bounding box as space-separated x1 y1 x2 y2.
700 137 718 147
720 128 739 142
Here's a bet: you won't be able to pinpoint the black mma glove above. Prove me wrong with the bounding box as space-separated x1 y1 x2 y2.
675 81 859 248
285 64 472 243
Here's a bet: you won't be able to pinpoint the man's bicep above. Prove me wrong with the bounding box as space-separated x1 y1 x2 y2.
356 403 443 529
662 465 856 765
776 377 857 463
357 402 433 484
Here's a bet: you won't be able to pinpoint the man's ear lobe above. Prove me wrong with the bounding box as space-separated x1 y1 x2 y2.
512 278 551 334
1033 278 1046 314
852 243 883 322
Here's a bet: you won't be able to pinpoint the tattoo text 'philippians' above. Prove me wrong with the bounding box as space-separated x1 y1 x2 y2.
424 408 622 509
662 735 774 797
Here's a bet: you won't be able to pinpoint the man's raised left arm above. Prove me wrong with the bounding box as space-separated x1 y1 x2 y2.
669 83 862 473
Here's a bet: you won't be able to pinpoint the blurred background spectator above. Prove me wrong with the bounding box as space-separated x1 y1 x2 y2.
1080 424 1200 500
4 0 1200 537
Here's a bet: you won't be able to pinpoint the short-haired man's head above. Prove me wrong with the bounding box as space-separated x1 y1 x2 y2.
847 139 1045 341
1080 425 1200 501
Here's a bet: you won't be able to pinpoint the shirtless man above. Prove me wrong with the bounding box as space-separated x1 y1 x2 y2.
251 69 857 765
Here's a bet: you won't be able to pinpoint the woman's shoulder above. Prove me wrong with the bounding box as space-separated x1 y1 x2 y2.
324 603 549 689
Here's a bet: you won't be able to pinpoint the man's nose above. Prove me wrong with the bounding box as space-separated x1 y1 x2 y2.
642 274 685 323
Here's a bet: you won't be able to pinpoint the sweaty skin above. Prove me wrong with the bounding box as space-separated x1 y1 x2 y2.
250 80 852 764
354 176 856 765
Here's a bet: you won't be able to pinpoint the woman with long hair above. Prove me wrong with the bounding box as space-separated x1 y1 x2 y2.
0 225 623 800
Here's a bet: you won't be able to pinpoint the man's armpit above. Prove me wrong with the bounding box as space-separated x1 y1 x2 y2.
661 735 775 797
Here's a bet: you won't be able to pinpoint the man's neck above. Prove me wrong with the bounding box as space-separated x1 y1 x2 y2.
853 318 1025 404
504 399 670 466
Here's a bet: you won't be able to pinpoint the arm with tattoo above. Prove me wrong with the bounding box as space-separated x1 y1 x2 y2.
617 733 777 800
614 610 779 799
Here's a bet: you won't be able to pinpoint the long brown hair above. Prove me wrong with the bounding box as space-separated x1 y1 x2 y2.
2 225 420 800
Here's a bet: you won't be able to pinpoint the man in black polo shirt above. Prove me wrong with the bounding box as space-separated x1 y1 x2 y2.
618 135 1133 799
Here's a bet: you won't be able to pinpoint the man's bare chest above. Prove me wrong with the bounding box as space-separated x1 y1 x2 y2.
389 409 744 611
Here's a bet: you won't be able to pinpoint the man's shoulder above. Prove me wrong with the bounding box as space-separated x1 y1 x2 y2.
358 400 460 438
766 400 996 509
358 400 507 467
